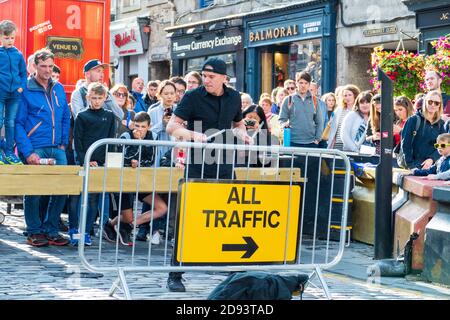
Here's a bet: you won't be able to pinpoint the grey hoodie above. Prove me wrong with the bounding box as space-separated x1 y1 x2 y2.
278 92 323 144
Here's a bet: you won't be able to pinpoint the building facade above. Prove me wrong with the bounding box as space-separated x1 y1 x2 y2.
336 0 418 90
403 0 450 54
110 0 173 87
244 1 337 98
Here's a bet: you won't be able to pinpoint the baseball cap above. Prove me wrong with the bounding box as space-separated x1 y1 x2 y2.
202 57 227 75
83 59 109 73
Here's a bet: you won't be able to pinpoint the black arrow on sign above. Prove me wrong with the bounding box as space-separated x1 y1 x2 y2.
222 236 259 259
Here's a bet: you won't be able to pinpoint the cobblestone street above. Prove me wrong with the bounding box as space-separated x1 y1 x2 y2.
1 202 449 300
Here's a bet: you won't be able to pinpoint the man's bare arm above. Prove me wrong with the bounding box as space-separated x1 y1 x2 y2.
166 115 206 142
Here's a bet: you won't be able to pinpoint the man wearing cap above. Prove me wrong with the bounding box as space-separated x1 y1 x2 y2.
70 59 123 121
166 57 252 292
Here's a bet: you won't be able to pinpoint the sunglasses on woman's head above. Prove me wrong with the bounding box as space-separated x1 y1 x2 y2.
427 100 441 107
434 143 450 149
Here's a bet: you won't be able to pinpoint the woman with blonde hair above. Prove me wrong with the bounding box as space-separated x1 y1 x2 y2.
110 84 134 135
321 92 337 119
400 90 446 169
327 84 361 149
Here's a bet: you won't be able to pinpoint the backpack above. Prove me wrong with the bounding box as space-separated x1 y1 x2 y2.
207 271 309 300
397 115 422 169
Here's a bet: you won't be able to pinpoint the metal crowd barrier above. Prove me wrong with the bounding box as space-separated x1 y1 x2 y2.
78 137 352 300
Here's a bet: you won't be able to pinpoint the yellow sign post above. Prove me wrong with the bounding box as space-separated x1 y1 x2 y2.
175 180 301 264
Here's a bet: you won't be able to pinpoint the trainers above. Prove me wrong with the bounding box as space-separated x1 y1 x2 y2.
46 234 69 246
0 152 6 165
151 230 161 245
84 234 92 246
136 226 149 242
4 152 23 165
167 273 186 292
27 233 49 247
102 222 116 242
68 228 80 246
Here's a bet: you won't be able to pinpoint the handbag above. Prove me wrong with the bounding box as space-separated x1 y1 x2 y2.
321 113 333 141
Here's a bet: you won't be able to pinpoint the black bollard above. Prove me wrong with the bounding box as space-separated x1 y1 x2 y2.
374 70 394 259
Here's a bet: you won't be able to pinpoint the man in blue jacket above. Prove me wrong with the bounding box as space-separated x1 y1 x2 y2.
130 77 147 113
15 48 70 247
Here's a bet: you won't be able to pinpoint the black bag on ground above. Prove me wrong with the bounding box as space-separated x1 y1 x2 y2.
207 271 309 300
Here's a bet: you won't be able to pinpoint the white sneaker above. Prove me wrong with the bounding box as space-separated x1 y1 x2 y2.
151 231 161 245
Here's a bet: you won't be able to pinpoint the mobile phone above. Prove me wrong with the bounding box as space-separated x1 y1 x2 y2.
245 119 256 127
164 108 173 117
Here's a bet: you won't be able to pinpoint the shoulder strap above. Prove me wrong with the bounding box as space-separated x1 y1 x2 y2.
288 95 293 108
312 95 317 112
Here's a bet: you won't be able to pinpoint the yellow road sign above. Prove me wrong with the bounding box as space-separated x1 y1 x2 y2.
175 179 301 264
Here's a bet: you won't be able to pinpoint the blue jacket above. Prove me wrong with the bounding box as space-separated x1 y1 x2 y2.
15 76 71 158
0 46 27 93
131 91 146 113
413 155 450 179
401 112 446 169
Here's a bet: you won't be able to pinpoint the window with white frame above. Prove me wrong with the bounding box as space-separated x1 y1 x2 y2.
120 0 141 12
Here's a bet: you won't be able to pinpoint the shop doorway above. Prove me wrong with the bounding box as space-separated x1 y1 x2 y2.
260 45 289 95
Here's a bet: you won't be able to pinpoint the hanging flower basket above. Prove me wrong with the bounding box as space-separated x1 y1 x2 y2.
370 46 425 99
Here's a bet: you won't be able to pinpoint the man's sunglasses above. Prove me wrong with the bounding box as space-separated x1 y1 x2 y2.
434 143 450 149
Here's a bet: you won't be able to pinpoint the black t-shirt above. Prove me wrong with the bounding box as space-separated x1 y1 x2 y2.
174 85 243 133
173 85 243 179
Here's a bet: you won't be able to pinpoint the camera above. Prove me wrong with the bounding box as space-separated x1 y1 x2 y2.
245 119 256 127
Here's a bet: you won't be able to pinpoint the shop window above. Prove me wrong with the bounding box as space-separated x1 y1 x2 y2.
290 39 322 92
198 0 214 9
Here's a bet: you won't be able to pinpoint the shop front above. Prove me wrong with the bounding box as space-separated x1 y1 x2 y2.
244 1 336 99
110 16 150 87
168 20 245 91
403 0 450 54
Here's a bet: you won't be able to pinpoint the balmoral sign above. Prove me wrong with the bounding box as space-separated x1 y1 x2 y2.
246 17 323 48
110 17 144 57
249 24 299 42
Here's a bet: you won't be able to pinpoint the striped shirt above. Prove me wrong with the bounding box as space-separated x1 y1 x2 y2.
334 108 350 150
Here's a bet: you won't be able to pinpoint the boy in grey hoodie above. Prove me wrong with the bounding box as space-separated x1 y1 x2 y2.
279 71 323 147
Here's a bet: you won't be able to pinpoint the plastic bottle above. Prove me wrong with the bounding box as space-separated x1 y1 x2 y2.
39 158 56 165
283 127 291 147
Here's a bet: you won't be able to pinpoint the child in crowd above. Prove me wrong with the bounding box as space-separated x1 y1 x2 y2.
71 82 116 246
103 112 168 245
0 20 27 165
412 133 450 180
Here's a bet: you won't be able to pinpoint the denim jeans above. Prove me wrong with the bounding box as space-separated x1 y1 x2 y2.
69 193 110 232
0 90 21 154
73 153 110 232
24 147 67 236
